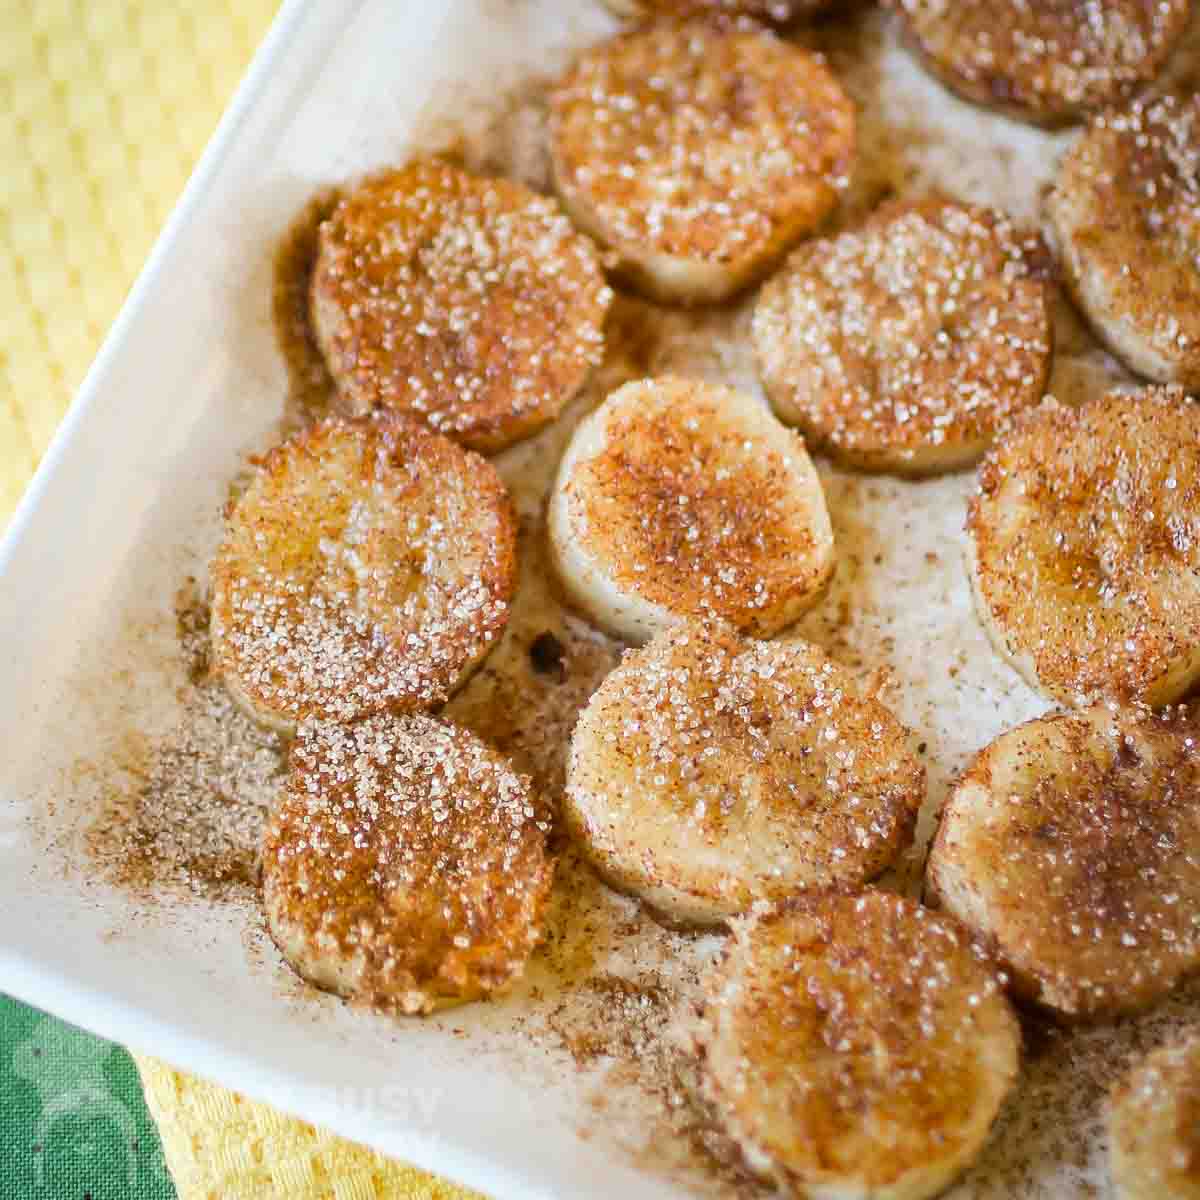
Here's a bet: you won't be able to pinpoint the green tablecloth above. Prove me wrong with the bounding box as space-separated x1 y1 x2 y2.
0 994 175 1199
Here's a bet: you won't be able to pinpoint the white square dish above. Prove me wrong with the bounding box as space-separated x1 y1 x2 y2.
5 2 1198 1197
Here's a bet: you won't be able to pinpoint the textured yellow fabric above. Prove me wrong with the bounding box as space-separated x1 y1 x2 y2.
135 1056 483 1200
2 0 277 521
3 3 479 1197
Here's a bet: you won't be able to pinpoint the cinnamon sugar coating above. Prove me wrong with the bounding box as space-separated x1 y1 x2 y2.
930 705 1200 1016
889 0 1191 125
211 413 517 733
311 159 611 452
263 714 554 1014
755 197 1052 475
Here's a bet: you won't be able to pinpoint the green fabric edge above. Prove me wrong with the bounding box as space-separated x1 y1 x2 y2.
0 992 176 1200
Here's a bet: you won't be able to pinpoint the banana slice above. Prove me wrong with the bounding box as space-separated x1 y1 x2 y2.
548 377 835 642
602 0 835 20
1110 1029 1200 1200
565 621 923 927
211 413 517 734
1047 92 1200 389
754 197 1053 475
887 0 1191 126
928 705 1200 1018
967 385 1200 707
549 21 856 305
310 159 611 453
262 714 554 1014
699 889 1020 1200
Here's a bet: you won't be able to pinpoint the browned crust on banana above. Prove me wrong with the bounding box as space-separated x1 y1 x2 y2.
262 715 554 1014
210 413 517 732
1110 1029 1200 1199
929 706 1200 1017
549 21 856 301
565 623 923 925
754 196 1053 475
310 159 611 453
967 385 1200 706
1047 91 1200 387
567 378 833 636
701 889 1019 1196
888 0 1192 126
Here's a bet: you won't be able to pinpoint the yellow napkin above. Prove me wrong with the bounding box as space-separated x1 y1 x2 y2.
1 0 281 522
135 1056 481 1200
2 3 480 1196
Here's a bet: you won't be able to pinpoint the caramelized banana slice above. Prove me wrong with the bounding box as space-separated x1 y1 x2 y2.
700 890 1020 1200
548 377 835 642
549 21 856 304
263 714 554 1014
754 197 1053 475
211 414 517 734
1048 92 1200 388
311 159 611 452
967 386 1200 706
928 705 1200 1017
565 621 923 926
888 0 1191 126
1110 1029 1200 1200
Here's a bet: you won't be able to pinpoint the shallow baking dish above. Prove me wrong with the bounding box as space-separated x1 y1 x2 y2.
3 1 1179 1197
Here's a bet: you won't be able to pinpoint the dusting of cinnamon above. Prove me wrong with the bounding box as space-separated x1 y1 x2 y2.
1047 90 1200 385
701 891 1019 1191
562 378 835 635
566 621 923 924
86 586 285 900
930 704 1200 1016
968 385 1200 705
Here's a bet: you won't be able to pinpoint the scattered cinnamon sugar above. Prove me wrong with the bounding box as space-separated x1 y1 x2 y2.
547 972 672 1069
538 948 768 1196
445 620 620 813
87 586 285 900
444 512 624 812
